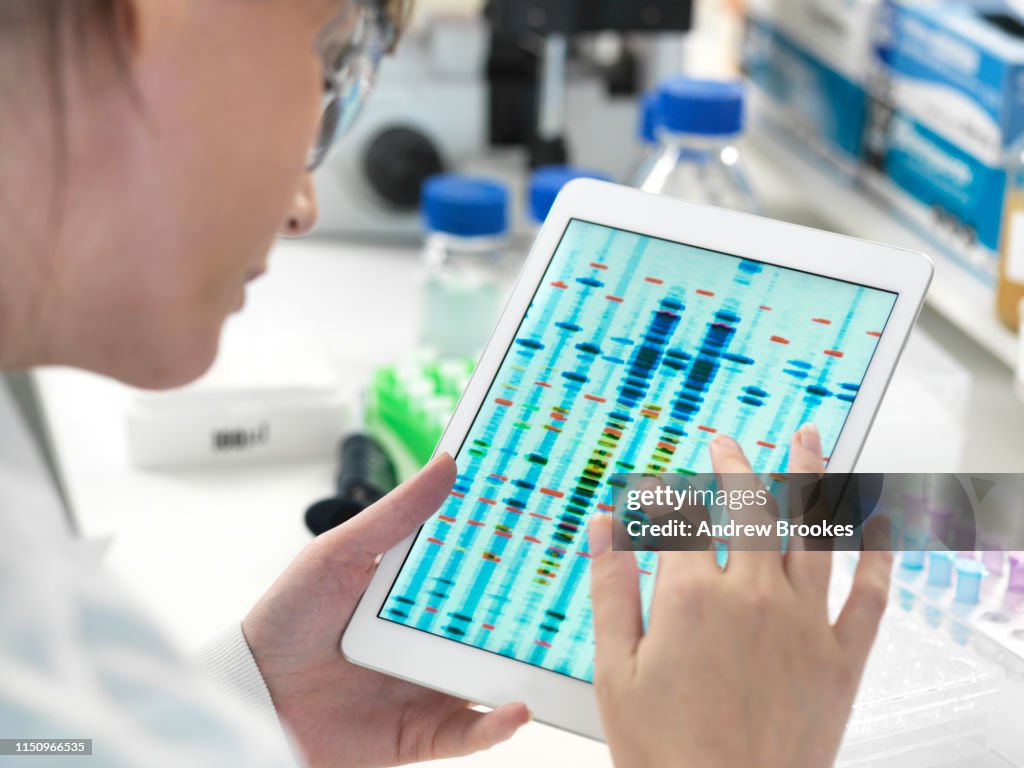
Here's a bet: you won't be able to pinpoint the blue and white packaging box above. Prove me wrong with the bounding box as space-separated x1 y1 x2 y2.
865 0 1024 278
743 0 881 178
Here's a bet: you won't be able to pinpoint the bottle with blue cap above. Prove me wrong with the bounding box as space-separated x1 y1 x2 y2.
528 165 613 231
420 173 510 358
639 77 759 214
627 90 663 188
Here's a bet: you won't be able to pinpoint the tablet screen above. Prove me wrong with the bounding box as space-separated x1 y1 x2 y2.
380 219 898 682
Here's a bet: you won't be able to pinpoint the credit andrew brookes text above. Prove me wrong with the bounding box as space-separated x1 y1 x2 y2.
606 472 1024 552
624 518 856 540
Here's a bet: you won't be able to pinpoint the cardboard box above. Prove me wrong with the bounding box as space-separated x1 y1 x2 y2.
864 0 1024 278
744 0 881 177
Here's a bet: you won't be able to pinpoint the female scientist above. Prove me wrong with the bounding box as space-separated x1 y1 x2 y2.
0 0 893 765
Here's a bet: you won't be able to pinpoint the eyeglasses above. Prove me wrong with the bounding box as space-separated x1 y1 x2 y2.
306 0 411 171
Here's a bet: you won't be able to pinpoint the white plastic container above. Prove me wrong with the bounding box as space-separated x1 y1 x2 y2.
125 331 350 468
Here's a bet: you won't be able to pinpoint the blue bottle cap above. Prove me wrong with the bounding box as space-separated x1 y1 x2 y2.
659 77 745 137
528 165 613 224
422 174 509 237
927 551 956 587
638 90 661 146
954 560 986 605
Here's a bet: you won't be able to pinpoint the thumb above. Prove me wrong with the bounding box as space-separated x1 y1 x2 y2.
430 702 532 759
322 452 457 568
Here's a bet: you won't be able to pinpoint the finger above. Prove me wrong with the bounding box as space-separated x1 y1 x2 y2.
651 493 720 605
788 423 826 475
629 474 715 555
323 453 457 566
710 436 780 573
431 702 532 758
834 517 894 668
784 425 832 606
588 514 644 669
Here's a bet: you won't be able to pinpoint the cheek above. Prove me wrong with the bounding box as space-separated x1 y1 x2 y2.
112 6 326 385
144 11 325 272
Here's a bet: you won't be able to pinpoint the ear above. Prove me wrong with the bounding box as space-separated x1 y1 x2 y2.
114 0 190 57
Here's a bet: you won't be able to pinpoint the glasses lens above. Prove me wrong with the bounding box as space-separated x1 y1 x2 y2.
379 0 412 51
305 6 392 171
307 92 342 172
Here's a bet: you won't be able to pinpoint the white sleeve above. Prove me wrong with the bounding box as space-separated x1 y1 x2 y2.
194 624 306 765
195 624 279 720
0 386 306 767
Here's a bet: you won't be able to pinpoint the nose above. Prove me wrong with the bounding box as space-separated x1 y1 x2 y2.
282 173 318 237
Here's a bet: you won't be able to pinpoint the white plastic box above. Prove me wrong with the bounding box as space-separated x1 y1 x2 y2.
125 329 351 469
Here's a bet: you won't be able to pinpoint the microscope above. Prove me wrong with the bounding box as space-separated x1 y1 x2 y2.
312 0 693 241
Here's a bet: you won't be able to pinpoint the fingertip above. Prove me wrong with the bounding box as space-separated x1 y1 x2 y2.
862 513 894 552
430 451 457 476
711 434 740 456
710 435 735 470
796 423 822 457
788 424 825 475
710 434 753 474
507 701 532 726
415 452 457 493
483 702 532 745
588 513 613 558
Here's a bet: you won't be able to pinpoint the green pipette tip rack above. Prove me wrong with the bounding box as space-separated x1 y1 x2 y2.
366 356 476 479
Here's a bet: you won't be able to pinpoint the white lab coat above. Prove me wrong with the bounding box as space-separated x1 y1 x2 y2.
0 381 300 766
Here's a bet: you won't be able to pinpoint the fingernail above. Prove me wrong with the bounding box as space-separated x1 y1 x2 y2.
588 514 612 557
711 435 739 453
797 424 821 454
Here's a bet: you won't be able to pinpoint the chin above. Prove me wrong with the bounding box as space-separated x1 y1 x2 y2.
111 333 222 391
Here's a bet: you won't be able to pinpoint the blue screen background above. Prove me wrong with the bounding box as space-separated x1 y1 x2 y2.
381 219 898 682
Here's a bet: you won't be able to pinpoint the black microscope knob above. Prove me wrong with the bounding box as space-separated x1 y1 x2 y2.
363 126 445 210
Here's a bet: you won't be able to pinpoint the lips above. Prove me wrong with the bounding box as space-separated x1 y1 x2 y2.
245 265 267 282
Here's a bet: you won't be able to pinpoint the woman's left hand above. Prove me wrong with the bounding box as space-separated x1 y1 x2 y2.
242 454 530 768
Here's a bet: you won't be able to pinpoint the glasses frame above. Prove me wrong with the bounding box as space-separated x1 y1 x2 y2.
305 0 409 171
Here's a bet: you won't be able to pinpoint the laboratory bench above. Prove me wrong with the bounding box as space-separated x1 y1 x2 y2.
31 236 1024 767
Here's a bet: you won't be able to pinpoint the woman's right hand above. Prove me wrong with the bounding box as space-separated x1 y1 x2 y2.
588 425 893 768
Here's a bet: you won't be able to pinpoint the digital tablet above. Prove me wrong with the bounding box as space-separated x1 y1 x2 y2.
342 179 933 740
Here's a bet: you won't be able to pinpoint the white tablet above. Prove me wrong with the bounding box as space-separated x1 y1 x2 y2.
343 179 933 740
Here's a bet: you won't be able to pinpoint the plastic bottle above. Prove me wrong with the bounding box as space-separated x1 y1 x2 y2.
419 174 509 359
627 90 663 188
639 77 758 214
528 165 614 229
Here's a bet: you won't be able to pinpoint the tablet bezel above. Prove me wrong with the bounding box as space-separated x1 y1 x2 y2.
342 179 933 741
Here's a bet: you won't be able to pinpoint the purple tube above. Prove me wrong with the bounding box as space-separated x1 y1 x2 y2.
1010 553 1024 594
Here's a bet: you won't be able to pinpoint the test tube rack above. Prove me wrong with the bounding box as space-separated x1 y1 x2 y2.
366 356 476 476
